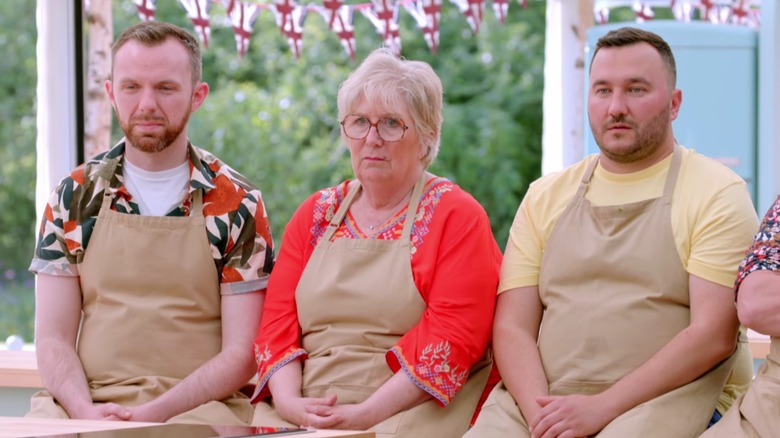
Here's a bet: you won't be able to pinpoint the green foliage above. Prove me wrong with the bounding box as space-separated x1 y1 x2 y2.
116 1 546 249
0 281 35 342
0 1 545 340
425 7 545 247
0 0 37 342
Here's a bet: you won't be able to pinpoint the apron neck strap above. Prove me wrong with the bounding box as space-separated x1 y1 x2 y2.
189 189 204 217
322 172 428 243
576 145 682 201
400 172 428 243
99 179 202 217
660 145 682 203
575 156 600 200
323 181 361 242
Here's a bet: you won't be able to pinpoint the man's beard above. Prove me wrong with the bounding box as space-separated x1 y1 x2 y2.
593 104 671 165
119 111 190 154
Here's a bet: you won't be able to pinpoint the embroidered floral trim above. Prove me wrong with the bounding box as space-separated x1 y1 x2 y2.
252 345 307 402
390 341 468 406
308 178 452 257
409 180 451 256
309 187 341 247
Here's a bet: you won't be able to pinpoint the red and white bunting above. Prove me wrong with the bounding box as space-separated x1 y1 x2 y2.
492 0 509 24
226 0 261 57
178 0 212 47
448 0 485 34
632 2 655 21
402 0 442 53
699 0 722 23
359 0 402 55
124 0 762 60
273 0 308 58
317 1 357 60
592 0 760 28
671 0 696 22
595 6 611 24
133 0 157 20
729 0 752 25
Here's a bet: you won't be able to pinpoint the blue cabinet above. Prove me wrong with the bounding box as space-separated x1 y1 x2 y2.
584 21 758 201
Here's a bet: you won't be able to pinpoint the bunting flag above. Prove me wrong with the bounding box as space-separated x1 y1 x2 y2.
359 0 402 55
420 0 443 52
226 0 262 57
632 2 655 22
127 0 762 61
699 0 722 22
133 0 157 20
321 0 343 28
272 0 308 58
178 0 212 47
492 0 509 24
449 0 485 33
402 0 442 53
594 5 611 24
593 0 760 28
671 0 696 22
318 1 358 60
729 0 753 25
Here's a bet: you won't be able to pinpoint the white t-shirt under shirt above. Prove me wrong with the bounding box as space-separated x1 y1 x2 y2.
122 159 189 216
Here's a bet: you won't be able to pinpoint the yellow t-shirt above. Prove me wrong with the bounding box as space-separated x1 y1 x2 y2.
500 146 760 415
500 146 759 292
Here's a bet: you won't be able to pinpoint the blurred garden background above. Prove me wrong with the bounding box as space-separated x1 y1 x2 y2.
1 0 652 345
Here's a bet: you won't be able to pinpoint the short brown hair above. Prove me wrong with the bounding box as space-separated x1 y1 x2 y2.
592 27 677 88
111 21 202 86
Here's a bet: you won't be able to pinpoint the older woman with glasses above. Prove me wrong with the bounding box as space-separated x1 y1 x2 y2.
250 48 501 437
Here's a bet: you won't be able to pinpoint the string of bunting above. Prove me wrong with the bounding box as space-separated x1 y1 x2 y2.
132 0 528 59
130 0 761 60
594 0 760 26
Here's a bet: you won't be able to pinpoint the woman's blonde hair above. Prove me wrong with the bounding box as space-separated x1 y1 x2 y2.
337 48 443 167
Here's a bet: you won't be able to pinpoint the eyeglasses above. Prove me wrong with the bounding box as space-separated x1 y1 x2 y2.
340 115 409 142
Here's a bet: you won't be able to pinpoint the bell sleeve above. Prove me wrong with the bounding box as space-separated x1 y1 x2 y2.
386 191 501 406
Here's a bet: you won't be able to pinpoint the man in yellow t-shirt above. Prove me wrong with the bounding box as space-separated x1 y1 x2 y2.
466 26 758 438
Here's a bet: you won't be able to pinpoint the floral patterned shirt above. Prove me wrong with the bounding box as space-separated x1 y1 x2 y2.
735 195 780 299
252 176 501 406
30 141 274 295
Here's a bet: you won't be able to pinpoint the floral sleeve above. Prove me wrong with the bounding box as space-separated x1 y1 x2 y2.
734 195 780 300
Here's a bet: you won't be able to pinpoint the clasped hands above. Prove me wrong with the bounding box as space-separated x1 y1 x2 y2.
275 394 375 431
528 393 614 438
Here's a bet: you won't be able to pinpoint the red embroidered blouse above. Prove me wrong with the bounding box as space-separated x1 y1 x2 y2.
252 176 501 406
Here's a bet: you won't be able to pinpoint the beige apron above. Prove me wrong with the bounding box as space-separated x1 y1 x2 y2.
253 173 491 438
28 188 252 425
702 337 780 438
466 148 734 438
718 327 753 415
